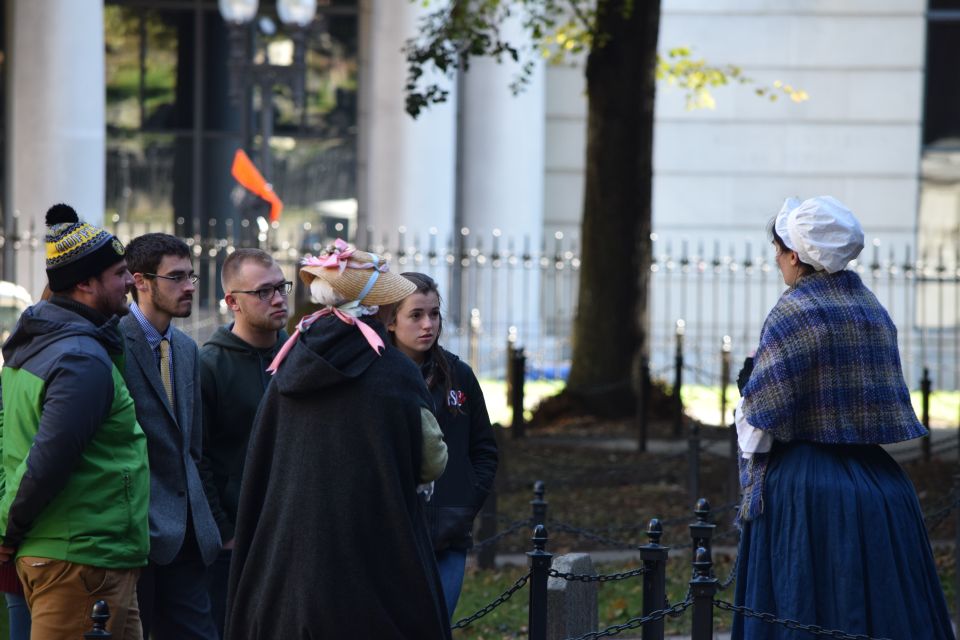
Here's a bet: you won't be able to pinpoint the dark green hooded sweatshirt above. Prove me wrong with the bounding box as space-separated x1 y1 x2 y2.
198 324 286 542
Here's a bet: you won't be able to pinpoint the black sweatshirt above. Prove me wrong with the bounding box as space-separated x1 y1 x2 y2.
423 348 499 551
198 324 286 542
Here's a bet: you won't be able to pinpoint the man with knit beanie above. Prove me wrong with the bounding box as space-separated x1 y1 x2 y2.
0 204 150 640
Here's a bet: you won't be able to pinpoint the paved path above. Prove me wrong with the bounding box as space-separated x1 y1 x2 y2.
543 424 959 462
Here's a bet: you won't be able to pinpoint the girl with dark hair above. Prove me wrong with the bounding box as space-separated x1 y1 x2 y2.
387 273 499 619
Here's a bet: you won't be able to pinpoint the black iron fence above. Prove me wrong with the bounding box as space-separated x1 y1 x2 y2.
658 318 960 509
4 220 959 393
650 236 960 397
455 480 960 640
81 476 960 637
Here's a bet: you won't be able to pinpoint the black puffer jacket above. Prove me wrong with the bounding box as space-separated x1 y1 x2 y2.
423 349 499 551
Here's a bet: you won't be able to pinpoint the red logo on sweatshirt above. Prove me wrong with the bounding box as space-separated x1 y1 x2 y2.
448 390 466 408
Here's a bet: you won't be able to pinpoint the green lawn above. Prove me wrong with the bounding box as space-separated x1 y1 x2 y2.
483 379 960 430
680 384 958 429
453 555 736 638
479 380 566 427
453 546 958 639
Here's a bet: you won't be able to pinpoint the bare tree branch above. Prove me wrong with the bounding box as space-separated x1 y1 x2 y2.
565 0 595 33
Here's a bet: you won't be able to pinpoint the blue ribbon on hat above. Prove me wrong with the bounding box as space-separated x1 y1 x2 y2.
356 254 381 302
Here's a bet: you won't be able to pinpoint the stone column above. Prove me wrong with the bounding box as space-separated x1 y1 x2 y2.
359 0 457 263
458 17 546 347
5 0 106 298
458 24 545 243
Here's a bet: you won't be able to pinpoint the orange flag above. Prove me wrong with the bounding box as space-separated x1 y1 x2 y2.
231 149 284 223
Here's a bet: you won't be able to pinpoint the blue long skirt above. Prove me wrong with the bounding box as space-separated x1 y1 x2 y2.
731 441 954 640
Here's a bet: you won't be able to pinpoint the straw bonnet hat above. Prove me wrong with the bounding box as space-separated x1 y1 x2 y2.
299 239 416 306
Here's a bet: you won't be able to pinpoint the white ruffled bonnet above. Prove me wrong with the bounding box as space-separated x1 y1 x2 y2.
774 196 864 273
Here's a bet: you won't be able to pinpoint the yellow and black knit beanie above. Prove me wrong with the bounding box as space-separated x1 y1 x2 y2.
45 204 126 292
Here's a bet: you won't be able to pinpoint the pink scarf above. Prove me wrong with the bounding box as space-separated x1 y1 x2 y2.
266 307 385 375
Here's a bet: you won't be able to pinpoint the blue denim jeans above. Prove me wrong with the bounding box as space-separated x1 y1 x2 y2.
5 592 30 640
435 548 467 621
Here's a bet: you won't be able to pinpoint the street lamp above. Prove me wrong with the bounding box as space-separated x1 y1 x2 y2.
218 0 318 188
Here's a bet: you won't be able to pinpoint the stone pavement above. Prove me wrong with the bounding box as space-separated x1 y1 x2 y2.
542 424 960 462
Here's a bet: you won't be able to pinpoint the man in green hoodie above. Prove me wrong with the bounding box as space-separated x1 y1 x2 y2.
0 204 149 640
198 248 289 636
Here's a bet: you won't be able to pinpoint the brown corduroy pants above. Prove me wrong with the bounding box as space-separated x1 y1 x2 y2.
17 556 142 640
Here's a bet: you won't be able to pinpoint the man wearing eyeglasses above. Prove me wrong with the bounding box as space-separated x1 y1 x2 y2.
120 233 220 639
197 248 290 637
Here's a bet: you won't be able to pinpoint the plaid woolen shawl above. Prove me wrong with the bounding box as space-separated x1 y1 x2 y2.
738 269 925 521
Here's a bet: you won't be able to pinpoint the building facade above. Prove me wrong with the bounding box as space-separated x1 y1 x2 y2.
0 0 956 324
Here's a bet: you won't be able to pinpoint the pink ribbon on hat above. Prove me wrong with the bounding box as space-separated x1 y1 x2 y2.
266 306 385 375
306 238 387 274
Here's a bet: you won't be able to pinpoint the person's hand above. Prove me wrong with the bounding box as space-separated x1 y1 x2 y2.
737 356 755 393
222 538 235 551
0 545 17 564
416 482 435 502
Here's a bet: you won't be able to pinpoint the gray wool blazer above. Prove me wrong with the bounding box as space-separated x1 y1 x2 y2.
120 314 221 566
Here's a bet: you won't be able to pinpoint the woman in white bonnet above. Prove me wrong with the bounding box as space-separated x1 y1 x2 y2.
732 196 953 639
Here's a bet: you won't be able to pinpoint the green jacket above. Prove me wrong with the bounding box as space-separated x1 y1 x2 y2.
0 298 149 568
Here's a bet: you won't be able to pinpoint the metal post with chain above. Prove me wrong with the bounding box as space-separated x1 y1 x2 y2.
531 480 547 528
714 601 893 640
690 546 719 640
527 524 552 640
639 518 669 640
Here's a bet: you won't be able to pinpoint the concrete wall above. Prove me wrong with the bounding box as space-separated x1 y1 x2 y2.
543 0 927 251
5 0 106 298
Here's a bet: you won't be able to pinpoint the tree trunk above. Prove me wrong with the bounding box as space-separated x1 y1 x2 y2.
565 0 661 414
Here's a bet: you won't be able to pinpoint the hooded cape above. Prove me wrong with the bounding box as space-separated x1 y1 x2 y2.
224 315 451 639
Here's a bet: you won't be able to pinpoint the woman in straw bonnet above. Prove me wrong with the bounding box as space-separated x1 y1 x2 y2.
732 197 953 639
224 240 451 639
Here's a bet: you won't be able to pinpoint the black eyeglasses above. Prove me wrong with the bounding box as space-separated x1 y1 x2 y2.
143 272 200 285
231 281 293 301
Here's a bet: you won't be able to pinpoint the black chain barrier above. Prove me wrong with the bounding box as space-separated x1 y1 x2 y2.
471 518 532 551
481 500 738 542
715 600 892 640
922 488 960 532
717 548 739 591
550 521 639 550
450 570 532 630
671 524 740 551
496 512 527 525
548 565 647 583
562 599 693 640
461 482 956 639
657 501 740 528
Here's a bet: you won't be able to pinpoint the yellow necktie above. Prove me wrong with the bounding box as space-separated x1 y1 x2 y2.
159 338 174 408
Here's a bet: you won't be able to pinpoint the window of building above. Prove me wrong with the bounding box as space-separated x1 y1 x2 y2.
922 21 960 147
917 6 960 301
929 0 960 10
104 0 359 244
